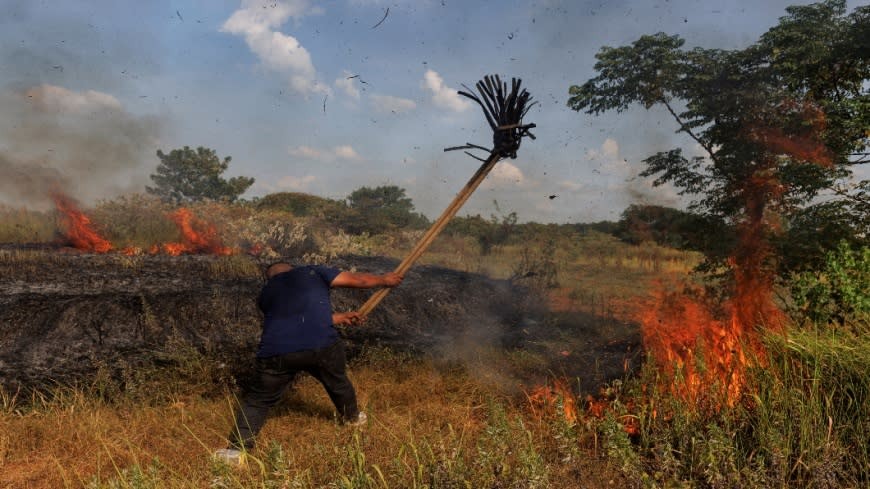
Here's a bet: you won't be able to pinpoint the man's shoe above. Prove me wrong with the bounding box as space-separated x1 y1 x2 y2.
213 447 246 466
345 411 368 427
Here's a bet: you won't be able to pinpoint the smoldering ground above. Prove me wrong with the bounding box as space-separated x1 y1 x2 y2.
0 253 639 398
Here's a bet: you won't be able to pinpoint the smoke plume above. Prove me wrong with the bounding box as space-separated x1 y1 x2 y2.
0 84 162 209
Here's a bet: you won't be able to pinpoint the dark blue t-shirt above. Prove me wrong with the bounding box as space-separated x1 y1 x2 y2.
256 265 341 357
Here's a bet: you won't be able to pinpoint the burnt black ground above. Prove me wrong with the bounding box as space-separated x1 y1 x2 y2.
0 252 640 396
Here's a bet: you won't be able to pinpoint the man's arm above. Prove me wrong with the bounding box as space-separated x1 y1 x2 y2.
331 271 403 289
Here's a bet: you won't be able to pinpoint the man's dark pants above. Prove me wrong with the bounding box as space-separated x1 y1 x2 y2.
229 339 358 449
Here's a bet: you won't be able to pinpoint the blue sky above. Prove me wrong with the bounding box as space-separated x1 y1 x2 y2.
1 0 866 222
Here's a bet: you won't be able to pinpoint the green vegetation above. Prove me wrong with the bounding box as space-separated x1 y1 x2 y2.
147 146 254 204
254 191 345 218
446 201 518 255
790 240 870 327
615 204 721 252
1 190 866 487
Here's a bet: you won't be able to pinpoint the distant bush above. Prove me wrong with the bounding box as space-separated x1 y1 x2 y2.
255 191 346 218
615 204 721 251
447 202 517 255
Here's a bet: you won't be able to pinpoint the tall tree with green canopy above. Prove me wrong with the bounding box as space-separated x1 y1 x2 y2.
345 185 428 233
147 146 255 204
569 0 869 277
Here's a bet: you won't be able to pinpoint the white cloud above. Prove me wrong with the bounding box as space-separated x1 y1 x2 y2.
335 71 361 100
289 144 362 161
370 94 416 114
221 1 327 94
333 145 361 160
276 174 316 191
422 70 470 112
585 137 621 163
484 161 525 188
288 145 325 159
25 85 122 113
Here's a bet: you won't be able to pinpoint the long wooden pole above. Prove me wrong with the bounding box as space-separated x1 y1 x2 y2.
358 151 502 316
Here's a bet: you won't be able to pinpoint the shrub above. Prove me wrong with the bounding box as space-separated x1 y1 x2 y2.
0 205 55 243
91 194 178 247
255 191 346 218
790 240 870 327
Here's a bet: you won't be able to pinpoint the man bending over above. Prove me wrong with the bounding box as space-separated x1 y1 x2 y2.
216 262 402 463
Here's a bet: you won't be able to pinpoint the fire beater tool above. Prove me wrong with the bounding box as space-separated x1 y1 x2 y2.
358 74 536 317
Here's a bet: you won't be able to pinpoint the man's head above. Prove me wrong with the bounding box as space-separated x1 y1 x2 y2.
265 262 292 279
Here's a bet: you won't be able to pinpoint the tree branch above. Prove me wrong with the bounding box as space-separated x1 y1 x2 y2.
826 185 870 206
661 98 719 166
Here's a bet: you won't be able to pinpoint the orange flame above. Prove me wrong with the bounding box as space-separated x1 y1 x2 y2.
748 99 833 167
161 207 233 256
638 178 785 407
51 192 112 253
527 379 578 424
636 101 828 410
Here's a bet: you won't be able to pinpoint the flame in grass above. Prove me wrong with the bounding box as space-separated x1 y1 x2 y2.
639 172 787 408
160 207 233 256
526 380 578 424
51 191 112 253
526 380 642 436
47 197 235 256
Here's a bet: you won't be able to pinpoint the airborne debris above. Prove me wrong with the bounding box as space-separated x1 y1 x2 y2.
346 74 368 85
371 7 389 29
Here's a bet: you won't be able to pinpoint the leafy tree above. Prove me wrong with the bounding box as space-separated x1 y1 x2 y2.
568 0 869 275
147 146 254 204
344 185 427 234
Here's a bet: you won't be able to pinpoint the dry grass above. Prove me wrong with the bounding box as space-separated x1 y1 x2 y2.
388 232 699 323
0 206 55 243
0 353 623 488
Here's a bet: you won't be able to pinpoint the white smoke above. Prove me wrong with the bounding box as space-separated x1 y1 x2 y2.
0 84 161 209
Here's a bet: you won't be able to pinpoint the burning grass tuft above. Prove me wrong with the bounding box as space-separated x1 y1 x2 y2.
590 319 870 487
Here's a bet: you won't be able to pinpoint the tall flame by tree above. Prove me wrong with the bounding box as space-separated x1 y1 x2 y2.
569 1 868 408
